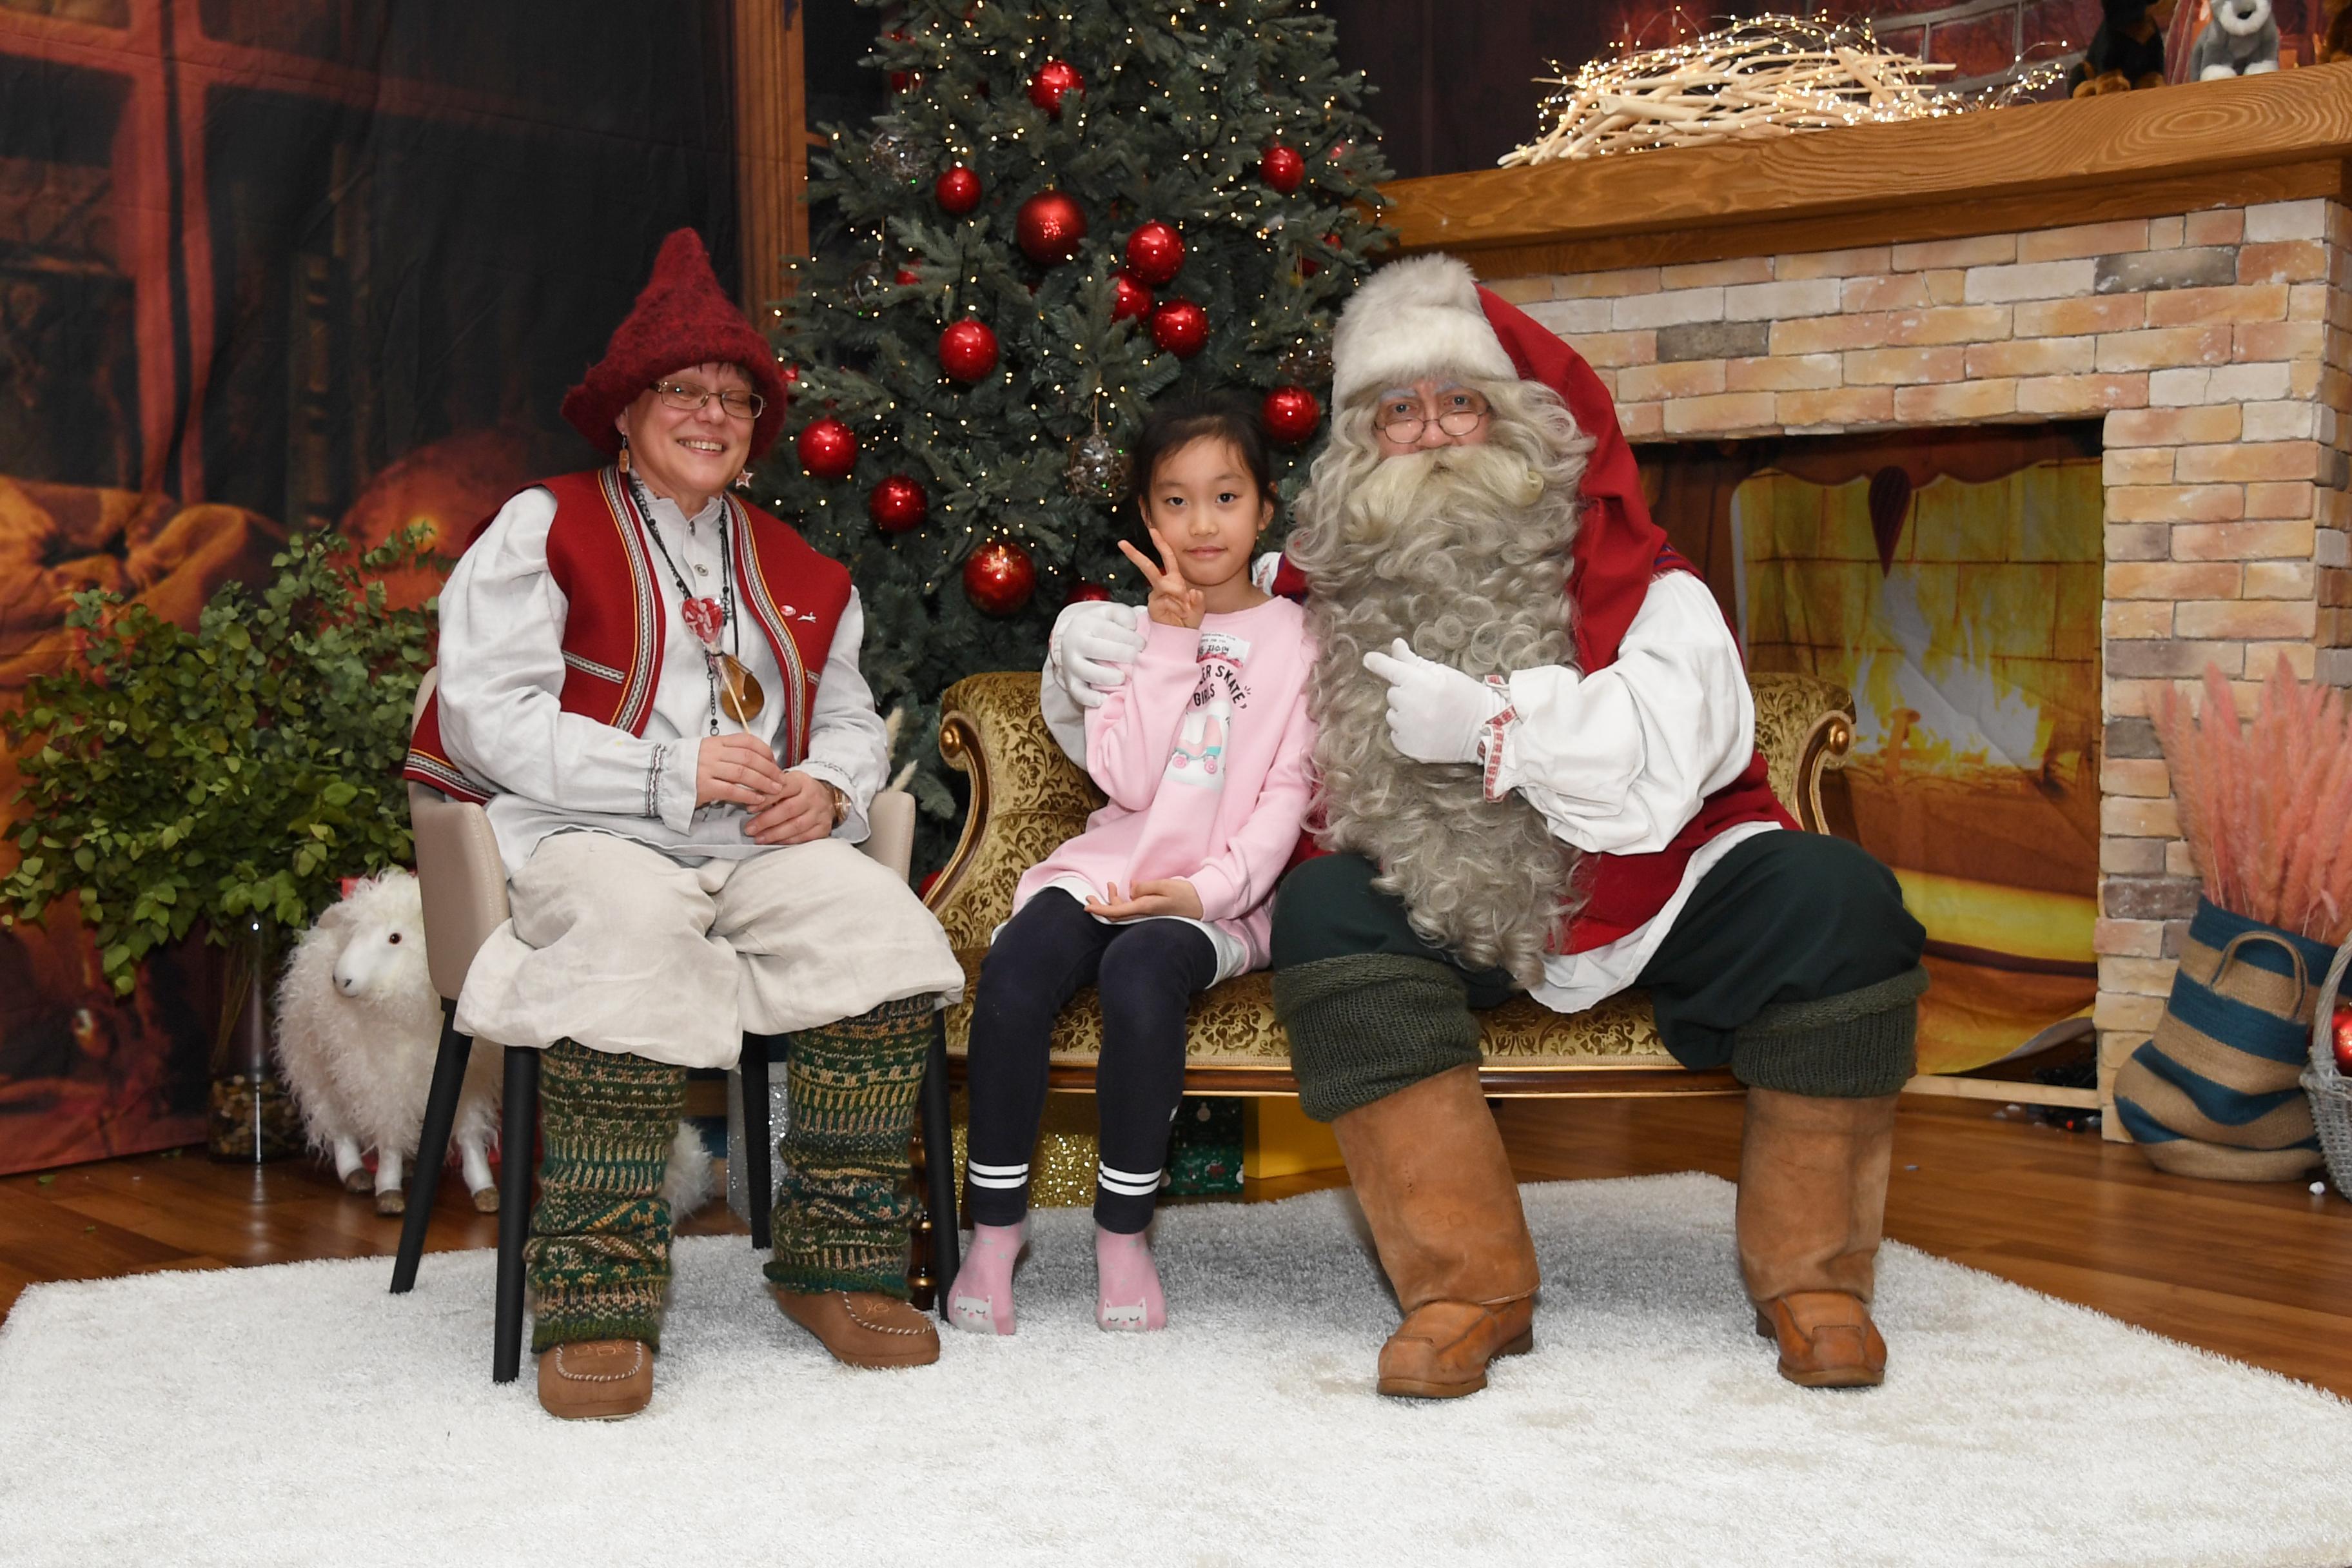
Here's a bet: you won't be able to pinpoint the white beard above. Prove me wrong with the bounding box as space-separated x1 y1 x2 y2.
1290 440 1583 986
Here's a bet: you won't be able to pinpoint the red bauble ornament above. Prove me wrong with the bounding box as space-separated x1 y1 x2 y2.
779 362 800 402
1064 581 1112 605
938 318 1000 381
1028 59 1084 116
963 539 1036 616
1016 190 1088 266
895 267 923 285
868 474 929 534
796 418 857 480
2333 1004 2352 1074
1260 144 1306 193
1261 385 1322 444
935 165 983 215
1124 221 1185 286
1150 297 1209 358
1111 271 1153 322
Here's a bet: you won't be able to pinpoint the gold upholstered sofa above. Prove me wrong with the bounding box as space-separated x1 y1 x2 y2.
919 670 1855 1101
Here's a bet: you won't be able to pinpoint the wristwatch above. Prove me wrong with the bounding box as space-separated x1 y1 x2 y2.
824 782 851 826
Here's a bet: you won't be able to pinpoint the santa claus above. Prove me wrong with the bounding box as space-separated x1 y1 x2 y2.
1044 255 1927 1398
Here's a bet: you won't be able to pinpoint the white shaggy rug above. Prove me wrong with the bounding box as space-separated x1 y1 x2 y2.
3 1173 2347 1568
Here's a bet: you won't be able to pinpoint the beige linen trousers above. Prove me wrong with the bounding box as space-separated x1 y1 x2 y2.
453 830 965 1069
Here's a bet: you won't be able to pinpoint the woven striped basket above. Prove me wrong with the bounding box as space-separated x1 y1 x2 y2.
2300 936 2352 1195
2112 897 2326 1181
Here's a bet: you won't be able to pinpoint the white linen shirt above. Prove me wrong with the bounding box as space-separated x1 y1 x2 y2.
437 483 889 879
1042 564 1779 1014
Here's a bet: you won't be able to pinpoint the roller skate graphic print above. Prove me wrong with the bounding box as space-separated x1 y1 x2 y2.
1164 630 1251 791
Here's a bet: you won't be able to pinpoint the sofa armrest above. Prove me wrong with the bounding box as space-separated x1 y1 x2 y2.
1747 671 1854 834
925 672 1104 949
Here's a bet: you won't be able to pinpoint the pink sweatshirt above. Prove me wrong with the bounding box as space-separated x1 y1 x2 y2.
1014 596 1317 974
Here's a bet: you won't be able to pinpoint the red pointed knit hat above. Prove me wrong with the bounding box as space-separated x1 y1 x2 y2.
560 228 789 460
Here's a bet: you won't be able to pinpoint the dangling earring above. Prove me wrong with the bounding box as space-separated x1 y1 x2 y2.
617 433 632 475
733 466 755 492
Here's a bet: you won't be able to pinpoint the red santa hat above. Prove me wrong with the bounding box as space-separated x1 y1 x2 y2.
1320 252 1678 674
559 228 789 461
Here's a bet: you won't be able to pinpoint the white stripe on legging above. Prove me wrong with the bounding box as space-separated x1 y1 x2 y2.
1097 1162 1164 1197
967 1159 1030 1190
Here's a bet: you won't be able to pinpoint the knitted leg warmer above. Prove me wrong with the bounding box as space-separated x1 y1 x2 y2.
764 994 935 1298
527 1039 687 1353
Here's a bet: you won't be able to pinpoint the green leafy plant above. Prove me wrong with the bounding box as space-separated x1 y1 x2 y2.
2 529 435 993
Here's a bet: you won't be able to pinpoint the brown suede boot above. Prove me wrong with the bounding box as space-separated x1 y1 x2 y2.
772 1288 942 1369
1736 1087 1899 1388
1331 1065 1540 1399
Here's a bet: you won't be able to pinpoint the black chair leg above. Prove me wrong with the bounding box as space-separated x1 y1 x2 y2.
389 1001 473 1295
741 1033 779 1251
492 1045 540 1384
919 1014 959 1321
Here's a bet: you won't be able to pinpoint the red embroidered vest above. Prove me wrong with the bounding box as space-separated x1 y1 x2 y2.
404 468 852 805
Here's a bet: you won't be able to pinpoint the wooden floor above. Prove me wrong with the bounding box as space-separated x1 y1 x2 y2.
5 1093 2348 1396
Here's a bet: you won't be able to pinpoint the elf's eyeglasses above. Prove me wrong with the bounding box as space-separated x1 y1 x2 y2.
651 380 765 420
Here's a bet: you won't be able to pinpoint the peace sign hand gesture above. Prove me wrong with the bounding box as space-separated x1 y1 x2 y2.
1116 526 1206 629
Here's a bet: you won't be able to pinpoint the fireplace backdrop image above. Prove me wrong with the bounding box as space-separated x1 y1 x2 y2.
1648 426 2102 1075
0 0 743 1171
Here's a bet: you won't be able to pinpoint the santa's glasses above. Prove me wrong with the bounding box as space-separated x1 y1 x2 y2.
1376 387 1489 443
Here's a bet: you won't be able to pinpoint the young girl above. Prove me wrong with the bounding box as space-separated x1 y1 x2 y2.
950 395 1317 1334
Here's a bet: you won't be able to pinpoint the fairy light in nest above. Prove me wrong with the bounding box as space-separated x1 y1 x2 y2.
1502 13 2069 166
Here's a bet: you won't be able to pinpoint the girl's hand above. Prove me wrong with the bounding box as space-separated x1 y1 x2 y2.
1084 877 1206 922
1117 527 1206 629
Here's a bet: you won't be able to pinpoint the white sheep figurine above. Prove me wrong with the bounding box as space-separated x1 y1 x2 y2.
275 869 502 1215
275 868 719 1220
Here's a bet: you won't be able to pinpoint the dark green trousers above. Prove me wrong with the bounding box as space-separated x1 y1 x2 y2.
1269 832 1928 1121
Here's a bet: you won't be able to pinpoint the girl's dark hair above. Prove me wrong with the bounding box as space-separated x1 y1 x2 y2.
1126 393 1277 509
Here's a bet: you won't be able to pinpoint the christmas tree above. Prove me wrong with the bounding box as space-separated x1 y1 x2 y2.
756 0 1390 843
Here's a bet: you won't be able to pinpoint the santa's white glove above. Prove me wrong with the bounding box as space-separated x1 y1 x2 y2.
1361 638 1507 765
1048 600 1148 710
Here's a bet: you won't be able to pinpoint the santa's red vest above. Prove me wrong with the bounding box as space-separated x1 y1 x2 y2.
404 467 851 805
1266 283 1796 957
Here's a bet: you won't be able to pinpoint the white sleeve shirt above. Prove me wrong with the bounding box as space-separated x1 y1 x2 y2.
435 484 888 877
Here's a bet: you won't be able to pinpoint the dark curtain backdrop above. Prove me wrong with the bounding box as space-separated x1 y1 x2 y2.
0 0 741 1172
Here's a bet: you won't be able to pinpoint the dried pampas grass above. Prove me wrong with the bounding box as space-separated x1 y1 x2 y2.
2155 656 2352 944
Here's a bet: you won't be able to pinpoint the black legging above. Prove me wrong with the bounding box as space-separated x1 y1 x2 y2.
964 889 1219 1233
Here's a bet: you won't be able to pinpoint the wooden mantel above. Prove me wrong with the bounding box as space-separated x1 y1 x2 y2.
1378 65 2352 277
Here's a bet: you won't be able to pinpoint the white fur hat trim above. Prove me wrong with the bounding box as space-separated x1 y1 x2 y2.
1330 253 1516 409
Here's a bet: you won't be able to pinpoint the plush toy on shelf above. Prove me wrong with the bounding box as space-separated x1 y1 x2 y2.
2070 0 2178 95
2190 0 2281 77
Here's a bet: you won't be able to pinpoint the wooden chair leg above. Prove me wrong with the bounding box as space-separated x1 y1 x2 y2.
741 1033 779 1251
389 1001 473 1295
917 1014 959 1321
492 1045 540 1384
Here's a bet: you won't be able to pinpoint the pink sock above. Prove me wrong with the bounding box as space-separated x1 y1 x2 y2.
1094 1224 1167 1332
948 1220 1025 1335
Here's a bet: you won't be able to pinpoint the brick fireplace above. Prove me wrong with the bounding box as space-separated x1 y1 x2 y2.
1380 67 2352 1132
